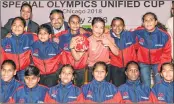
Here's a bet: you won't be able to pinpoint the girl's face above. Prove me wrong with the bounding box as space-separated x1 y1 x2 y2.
11 19 25 36
1 63 16 82
161 65 173 82
24 75 40 88
38 29 50 42
59 67 74 85
111 19 125 35
143 14 157 32
93 65 107 82
68 16 80 32
92 21 104 37
20 6 31 20
125 64 140 81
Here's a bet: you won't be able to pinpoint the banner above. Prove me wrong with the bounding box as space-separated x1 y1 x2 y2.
1 0 172 29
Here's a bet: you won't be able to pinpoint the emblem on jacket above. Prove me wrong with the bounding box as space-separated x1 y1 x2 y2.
33 49 39 57
139 38 144 45
51 90 57 98
123 92 129 99
64 43 69 51
5 44 11 52
158 93 164 101
87 91 93 98
19 98 25 103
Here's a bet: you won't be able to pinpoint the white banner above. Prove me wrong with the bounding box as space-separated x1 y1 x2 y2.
1 0 172 29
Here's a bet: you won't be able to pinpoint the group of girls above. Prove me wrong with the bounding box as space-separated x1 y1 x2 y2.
1 59 173 103
1 2 173 103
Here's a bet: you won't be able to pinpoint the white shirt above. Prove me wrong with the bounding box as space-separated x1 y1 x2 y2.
53 24 65 34
166 17 173 58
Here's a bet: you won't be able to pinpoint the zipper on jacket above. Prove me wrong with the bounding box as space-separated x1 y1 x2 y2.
43 60 46 74
16 36 21 70
121 50 125 67
42 42 47 74
119 37 125 68
98 82 102 102
62 86 66 103
133 83 137 103
148 33 152 67
169 83 173 103
4 83 8 102
30 88 32 103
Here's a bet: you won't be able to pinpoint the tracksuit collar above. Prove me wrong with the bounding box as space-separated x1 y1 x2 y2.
1 77 15 85
68 28 80 37
110 29 124 39
145 27 158 35
162 78 174 87
126 79 141 86
11 32 23 38
59 81 73 89
24 84 39 92
38 40 50 45
92 79 106 86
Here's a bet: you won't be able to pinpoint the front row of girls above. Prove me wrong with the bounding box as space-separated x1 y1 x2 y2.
1 59 173 103
1 12 172 89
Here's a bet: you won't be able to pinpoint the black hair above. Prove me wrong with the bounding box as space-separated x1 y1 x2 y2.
142 12 167 31
125 61 140 72
58 64 75 82
92 17 105 26
25 65 40 77
92 61 108 73
38 24 52 34
160 62 174 73
20 2 32 13
59 64 74 75
68 14 80 23
1 60 16 70
111 17 125 26
11 17 26 27
49 9 64 19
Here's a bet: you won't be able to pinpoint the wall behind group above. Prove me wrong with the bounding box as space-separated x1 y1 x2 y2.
1 0 172 29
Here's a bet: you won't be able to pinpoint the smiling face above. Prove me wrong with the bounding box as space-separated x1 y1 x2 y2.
59 66 74 85
1 63 16 82
93 65 107 82
161 64 173 83
68 16 80 32
125 63 140 81
24 75 40 88
11 18 25 36
92 21 104 37
50 13 64 29
20 5 32 20
143 14 157 32
111 19 125 36
38 28 50 42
